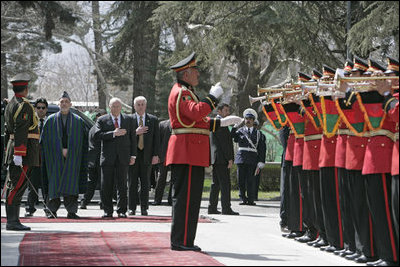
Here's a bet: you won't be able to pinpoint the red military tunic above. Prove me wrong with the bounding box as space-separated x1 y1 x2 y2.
166 82 219 167
361 92 396 175
281 103 304 167
302 102 322 171
285 133 295 161
387 93 399 176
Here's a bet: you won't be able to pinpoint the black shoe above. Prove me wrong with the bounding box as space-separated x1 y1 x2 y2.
118 213 127 218
222 210 239 215
208 209 221 215
47 212 57 219
80 200 87 209
287 231 304 239
247 202 256 206
171 244 201 252
334 248 347 255
24 211 35 217
128 210 136 216
151 201 162 206
307 236 321 246
102 213 113 218
374 260 398 266
295 234 315 243
345 252 361 261
6 222 31 231
321 245 340 253
239 201 248 205
313 238 328 248
356 255 379 263
340 249 355 257
141 209 148 216
366 259 383 266
67 213 80 219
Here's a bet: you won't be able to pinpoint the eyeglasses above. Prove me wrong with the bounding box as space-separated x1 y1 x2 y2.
36 106 47 110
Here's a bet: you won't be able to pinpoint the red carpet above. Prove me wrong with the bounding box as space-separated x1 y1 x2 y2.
19 231 224 266
1 215 212 223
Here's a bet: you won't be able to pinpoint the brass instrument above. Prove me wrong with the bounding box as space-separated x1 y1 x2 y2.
249 95 267 106
336 76 399 92
257 84 290 95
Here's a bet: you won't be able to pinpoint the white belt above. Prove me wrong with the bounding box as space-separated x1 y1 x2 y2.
238 147 257 153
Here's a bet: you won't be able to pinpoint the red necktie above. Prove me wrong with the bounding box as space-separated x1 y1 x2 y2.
114 117 119 128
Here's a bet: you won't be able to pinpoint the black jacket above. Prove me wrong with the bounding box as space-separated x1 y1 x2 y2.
210 116 234 165
94 113 136 166
159 119 171 163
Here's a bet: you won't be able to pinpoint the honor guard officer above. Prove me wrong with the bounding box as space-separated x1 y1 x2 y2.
4 73 40 231
166 52 242 251
231 108 266 206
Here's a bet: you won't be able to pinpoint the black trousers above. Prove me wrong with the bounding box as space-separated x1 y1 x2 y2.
313 169 327 240
280 160 292 227
365 173 398 262
81 164 101 205
6 165 31 207
128 149 151 211
392 175 399 255
209 163 233 212
48 195 78 214
320 167 343 249
287 165 303 232
101 160 129 215
301 169 317 236
237 163 257 203
337 168 356 251
25 166 42 213
347 170 375 257
170 164 204 247
154 163 172 204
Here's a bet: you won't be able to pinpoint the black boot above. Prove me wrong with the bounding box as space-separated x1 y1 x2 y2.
6 204 31 231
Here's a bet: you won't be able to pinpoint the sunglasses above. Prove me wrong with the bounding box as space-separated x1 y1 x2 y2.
36 106 47 110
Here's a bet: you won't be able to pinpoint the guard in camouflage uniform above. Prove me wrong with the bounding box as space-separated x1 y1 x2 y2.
3 73 40 231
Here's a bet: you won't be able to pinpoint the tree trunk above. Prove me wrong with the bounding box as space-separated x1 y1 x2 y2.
132 1 160 114
92 1 106 110
1 53 7 100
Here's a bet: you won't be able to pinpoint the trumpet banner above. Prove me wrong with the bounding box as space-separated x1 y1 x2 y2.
319 96 341 138
262 104 282 130
356 92 386 131
280 103 304 138
335 98 367 136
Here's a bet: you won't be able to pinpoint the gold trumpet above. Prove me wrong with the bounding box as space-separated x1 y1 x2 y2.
257 84 289 95
336 76 399 92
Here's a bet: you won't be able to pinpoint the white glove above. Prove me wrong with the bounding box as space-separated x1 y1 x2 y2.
209 82 224 99
221 115 243 127
257 162 265 169
13 155 23 166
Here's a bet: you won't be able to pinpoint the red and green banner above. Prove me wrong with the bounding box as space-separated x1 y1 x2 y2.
262 104 282 130
320 97 341 138
356 93 386 131
335 98 367 136
280 103 305 138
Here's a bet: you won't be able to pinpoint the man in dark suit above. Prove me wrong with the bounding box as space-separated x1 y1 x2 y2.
24 98 48 217
128 96 160 216
153 119 172 205
208 103 239 215
231 108 266 206
94 98 136 218
80 110 106 210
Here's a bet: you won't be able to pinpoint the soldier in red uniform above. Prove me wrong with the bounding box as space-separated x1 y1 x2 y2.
296 69 323 244
336 56 378 263
166 52 242 251
381 57 399 254
361 59 398 267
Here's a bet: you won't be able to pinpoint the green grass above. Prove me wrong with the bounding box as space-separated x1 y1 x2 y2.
202 178 280 200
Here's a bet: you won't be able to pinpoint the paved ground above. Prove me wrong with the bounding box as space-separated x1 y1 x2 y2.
1 193 364 266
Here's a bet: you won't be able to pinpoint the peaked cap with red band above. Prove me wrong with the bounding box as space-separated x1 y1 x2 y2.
170 52 197 72
10 73 31 87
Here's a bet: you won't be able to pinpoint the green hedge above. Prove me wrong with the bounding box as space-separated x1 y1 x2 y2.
230 163 281 191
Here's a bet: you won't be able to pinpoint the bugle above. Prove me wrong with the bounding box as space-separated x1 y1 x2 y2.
249 95 267 106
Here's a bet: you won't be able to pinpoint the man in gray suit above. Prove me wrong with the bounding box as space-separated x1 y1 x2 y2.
208 103 239 215
94 98 136 218
128 96 160 216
